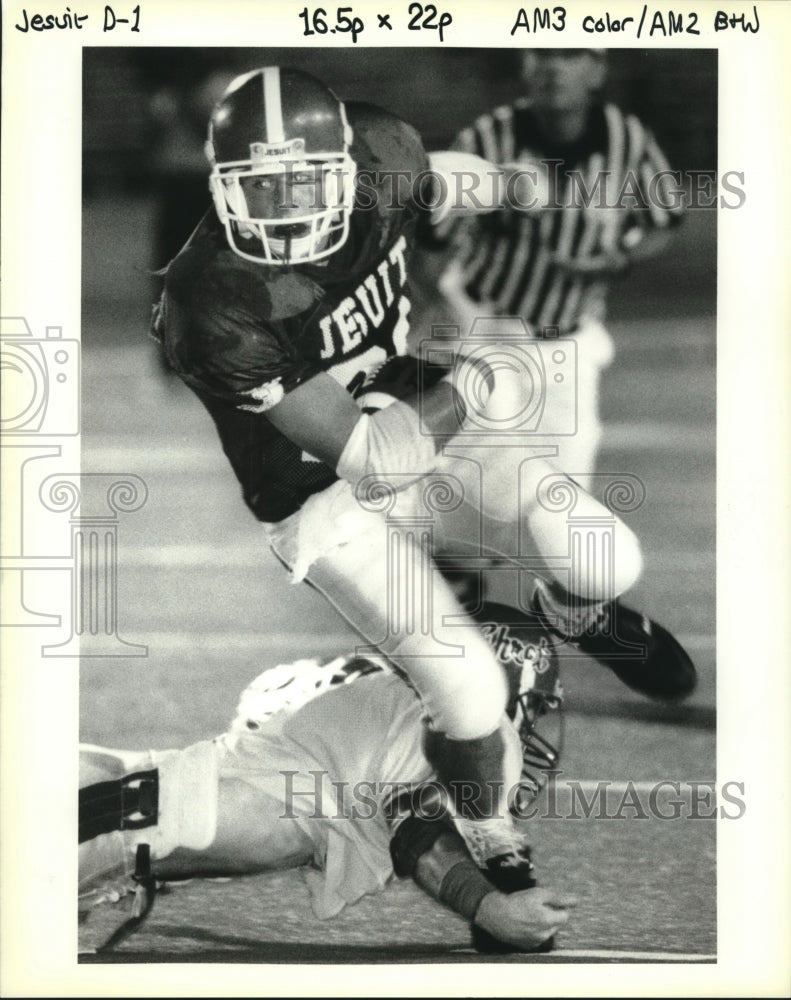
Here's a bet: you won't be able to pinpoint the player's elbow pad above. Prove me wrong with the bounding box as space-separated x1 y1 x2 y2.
336 402 441 489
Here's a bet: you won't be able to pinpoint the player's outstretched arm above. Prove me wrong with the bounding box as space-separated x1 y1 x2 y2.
428 151 551 223
405 825 575 951
427 150 506 221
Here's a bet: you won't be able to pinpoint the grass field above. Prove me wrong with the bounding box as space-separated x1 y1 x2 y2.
77 196 716 965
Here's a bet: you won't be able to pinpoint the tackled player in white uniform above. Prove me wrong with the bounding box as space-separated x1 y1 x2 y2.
80 603 572 954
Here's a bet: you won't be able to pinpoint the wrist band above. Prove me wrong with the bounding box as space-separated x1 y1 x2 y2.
390 816 446 878
438 859 495 921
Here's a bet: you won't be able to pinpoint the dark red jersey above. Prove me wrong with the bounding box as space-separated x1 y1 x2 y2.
154 103 431 523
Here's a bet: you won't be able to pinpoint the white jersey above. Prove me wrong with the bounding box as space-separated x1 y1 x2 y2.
218 665 433 918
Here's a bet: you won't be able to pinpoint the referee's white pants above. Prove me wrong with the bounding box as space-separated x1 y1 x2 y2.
533 316 616 495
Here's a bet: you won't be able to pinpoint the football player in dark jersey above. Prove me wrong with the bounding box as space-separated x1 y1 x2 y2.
152 66 694 886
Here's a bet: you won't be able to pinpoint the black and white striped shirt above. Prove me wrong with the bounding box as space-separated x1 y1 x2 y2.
444 100 683 335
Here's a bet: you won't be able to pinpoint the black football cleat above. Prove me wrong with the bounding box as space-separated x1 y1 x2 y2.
569 600 698 702
471 845 555 954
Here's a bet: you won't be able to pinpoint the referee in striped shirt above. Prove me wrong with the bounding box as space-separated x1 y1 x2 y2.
436 49 683 489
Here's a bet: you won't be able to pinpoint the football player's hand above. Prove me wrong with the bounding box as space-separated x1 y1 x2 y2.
353 355 421 412
474 887 577 951
353 355 450 413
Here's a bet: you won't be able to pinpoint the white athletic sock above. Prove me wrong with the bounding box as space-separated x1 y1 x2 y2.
533 577 607 637
451 816 523 867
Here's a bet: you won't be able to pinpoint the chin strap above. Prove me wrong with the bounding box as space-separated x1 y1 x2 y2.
93 845 158 954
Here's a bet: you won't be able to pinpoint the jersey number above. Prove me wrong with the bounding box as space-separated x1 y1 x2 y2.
300 343 389 463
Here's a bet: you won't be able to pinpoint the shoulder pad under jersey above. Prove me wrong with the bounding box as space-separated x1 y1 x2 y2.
168 227 323 324
346 101 430 177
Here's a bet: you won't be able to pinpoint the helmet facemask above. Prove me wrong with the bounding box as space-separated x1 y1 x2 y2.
209 152 356 265
510 681 565 812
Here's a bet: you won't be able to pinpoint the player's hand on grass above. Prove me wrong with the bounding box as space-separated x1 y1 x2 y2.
474 887 578 951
